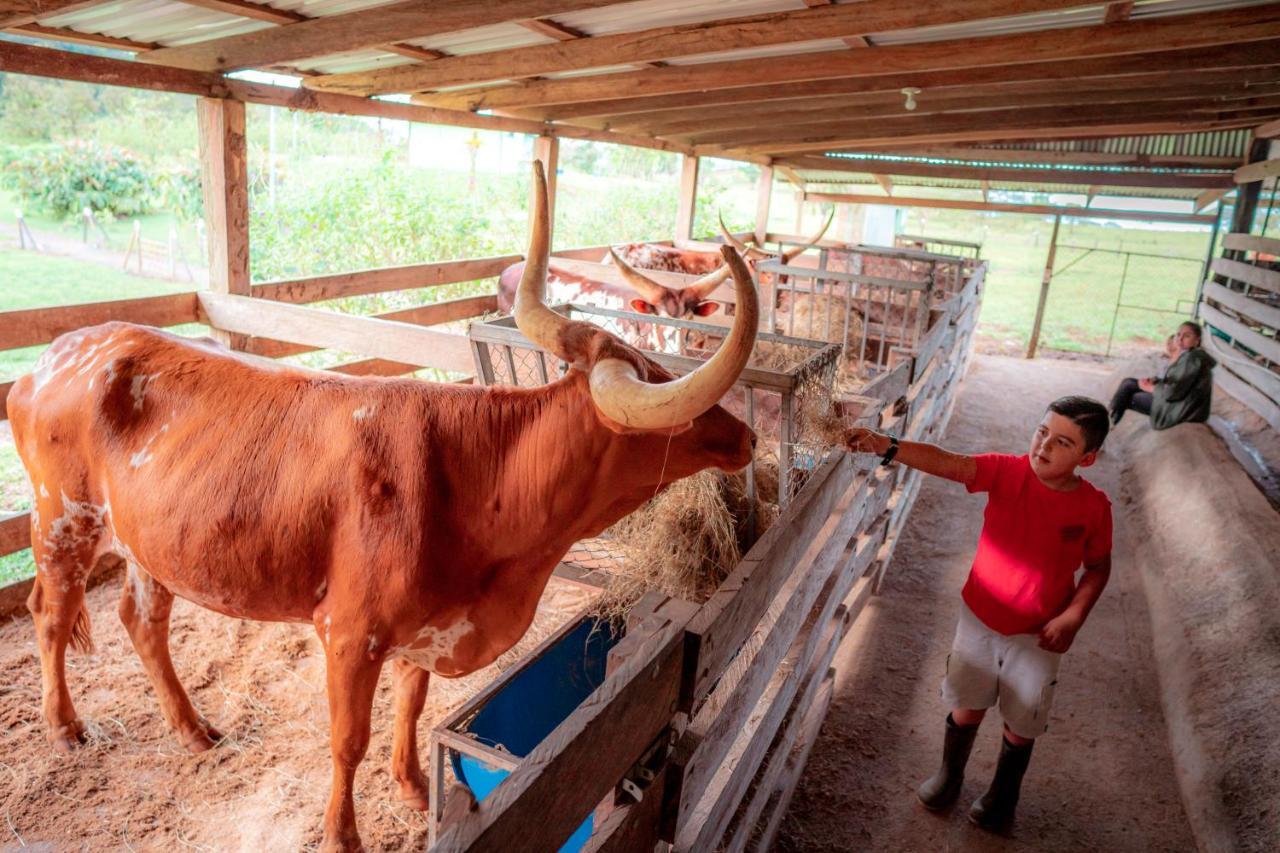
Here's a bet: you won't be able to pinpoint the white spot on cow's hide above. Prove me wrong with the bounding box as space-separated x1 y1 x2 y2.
42 491 108 580
129 374 153 412
126 561 154 620
390 619 475 673
367 635 379 657
130 423 169 469
323 614 332 648
38 483 49 498
352 404 376 421
315 579 327 601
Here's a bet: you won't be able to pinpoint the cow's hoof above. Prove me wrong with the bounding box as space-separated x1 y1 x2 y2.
49 718 87 753
180 718 224 753
395 779 430 812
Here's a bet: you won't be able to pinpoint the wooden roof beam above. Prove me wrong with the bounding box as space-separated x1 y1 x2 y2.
517 17 662 72
498 48 1280 122
1195 188 1227 211
1104 2 1134 25
304 0 1108 96
687 101 1280 149
0 0 107 28
176 0 449 67
725 117 1272 157
411 5 1280 111
630 83 1280 138
864 145 1251 170
138 0 621 72
4 22 157 51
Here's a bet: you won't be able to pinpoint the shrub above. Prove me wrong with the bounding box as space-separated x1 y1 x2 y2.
3 140 153 219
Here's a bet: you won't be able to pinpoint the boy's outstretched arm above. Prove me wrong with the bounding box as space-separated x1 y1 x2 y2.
1039 555 1111 653
844 427 977 485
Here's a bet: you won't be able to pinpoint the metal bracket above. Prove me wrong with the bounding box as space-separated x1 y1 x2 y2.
615 726 676 806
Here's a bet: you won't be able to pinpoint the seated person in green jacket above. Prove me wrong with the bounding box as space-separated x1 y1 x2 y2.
1109 321 1216 429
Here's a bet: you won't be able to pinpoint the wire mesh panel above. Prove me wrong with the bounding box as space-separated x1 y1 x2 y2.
469 304 841 509
756 259 934 389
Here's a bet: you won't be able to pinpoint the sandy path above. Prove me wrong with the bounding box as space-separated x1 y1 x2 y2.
776 354 1194 852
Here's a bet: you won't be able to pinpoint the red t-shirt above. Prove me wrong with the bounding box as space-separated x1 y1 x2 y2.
963 453 1112 636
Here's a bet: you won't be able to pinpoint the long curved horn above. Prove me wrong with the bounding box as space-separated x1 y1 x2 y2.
608 247 668 305
683 263 733 301
781 208 835 262
514 160 574 363
719 211 771 260
589 245 759 430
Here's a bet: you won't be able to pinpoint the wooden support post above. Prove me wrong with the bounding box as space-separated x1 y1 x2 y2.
1227 137 1272 253
533 135 560 247
676 154 699 242
197 97 251 349
1195 204 1225 317
1026 213 1061 360
754 165 773 246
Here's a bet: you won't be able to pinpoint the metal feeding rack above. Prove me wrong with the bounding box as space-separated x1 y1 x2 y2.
468 303 842 511
755 257 936 378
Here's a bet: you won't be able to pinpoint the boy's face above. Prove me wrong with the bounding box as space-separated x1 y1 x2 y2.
1029 411 1096 481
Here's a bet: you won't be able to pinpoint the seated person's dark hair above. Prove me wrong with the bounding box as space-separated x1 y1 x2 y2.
1179 320 1203 343
1047 396 1110 452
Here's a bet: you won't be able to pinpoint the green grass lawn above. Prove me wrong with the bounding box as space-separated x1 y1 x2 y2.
899 209 1213 355
0 248 197 378
1 185 189 247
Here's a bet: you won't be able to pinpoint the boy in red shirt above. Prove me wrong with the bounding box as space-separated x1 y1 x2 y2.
844 396 1113 833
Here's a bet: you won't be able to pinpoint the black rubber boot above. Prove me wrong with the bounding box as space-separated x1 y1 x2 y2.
969 735 1035 833
916 714 980 811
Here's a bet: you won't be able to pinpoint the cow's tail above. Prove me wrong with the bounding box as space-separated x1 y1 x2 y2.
69 603 95 654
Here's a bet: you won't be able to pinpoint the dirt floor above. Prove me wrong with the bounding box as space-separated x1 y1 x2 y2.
777 354 1197 852
0 576 596 851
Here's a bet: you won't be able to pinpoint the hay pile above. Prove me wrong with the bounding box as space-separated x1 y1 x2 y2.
590 458 781 622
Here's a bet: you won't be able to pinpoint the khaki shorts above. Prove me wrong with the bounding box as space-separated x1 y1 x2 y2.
941 604 1063 740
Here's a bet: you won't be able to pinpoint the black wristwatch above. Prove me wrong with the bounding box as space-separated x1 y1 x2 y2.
880 435 900 467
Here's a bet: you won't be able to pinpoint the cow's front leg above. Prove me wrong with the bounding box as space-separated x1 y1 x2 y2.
390 658 431 810
318 615 383 853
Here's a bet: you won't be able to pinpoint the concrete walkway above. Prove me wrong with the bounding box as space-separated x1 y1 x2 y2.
775 354 1194 852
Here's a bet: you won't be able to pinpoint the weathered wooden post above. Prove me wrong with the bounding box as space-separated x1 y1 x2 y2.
676 154 699 242
1026 213 1061 359
196 97 250 350
754 165 773 246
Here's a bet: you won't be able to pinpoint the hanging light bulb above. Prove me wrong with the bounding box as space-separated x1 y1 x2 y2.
901 87 922 111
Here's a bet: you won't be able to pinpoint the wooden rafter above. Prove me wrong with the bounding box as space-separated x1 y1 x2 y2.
305 0 1109 96
1257 117 1280 137
4 22 158 51
0 0 106 28
516 16 662 73
633 84 1280 139
138 0 621 72
777 155 1234 189
175 0 448 67
1194 188 1227 211
411 5 1280 111
495 46 1280 122
695 101 1278 150
730 116 1270 157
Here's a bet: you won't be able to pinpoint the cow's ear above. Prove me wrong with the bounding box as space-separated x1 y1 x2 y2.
629 299 657 315
692 301 720 317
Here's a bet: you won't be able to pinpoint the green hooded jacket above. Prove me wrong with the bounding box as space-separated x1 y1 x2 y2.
1150 347 1216 430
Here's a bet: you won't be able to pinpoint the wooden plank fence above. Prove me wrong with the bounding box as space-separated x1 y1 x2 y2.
1200 231 1280 431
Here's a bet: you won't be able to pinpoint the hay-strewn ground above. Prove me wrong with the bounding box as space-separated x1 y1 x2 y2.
0 577 595 851
777 354 1197 852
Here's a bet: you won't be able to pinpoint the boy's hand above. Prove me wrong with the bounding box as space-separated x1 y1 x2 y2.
1138 377 1157 392
843 427 889 456
1038 612 1083 653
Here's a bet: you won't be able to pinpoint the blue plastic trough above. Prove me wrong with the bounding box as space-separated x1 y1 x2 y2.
449 617 620 853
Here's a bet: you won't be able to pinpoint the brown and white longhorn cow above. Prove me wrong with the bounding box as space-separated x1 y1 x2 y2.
9 161 760 852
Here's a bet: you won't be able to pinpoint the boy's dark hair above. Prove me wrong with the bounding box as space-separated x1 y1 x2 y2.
1047 396 1109 452
1179 320 1203 343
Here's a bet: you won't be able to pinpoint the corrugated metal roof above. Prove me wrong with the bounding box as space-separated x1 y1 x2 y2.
557 0 802 37
798 169 1206 200
975 129 1253 160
